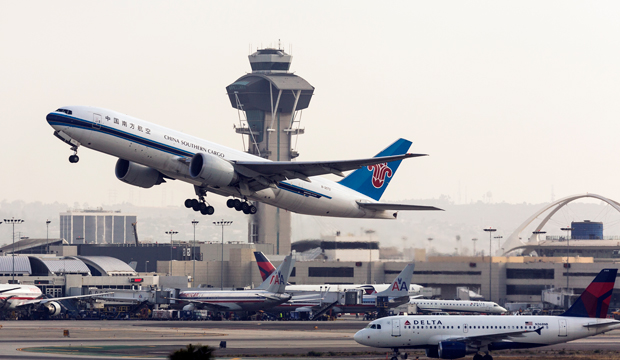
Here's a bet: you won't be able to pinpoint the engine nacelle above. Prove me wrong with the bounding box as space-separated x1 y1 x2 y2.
115 159 165 188
189 152 237 187
44 301 62 316
438 341 468 359
183 303 196 311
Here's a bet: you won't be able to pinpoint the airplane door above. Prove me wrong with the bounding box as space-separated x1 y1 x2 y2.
392 319 401 337
93 113 102 129
558 319 567 337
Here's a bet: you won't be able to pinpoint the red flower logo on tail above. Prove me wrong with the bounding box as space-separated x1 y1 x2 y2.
368 163 393 188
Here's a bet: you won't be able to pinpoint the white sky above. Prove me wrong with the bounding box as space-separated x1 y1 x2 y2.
2 1 620 208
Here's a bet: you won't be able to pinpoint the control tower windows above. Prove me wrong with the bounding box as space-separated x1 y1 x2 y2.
250 62 291 72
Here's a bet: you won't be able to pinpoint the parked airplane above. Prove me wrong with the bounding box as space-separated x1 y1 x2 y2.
174 255 294 312
46 106 441 217
354 268 619 360
0 283 111 318
255 251 424 296
409 299 507 314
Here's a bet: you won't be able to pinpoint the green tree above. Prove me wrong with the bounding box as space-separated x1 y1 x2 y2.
169 344 215 360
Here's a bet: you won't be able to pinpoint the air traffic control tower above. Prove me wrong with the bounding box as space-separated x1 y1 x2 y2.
225 48 315 255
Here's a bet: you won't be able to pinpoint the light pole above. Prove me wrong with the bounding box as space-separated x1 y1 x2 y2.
484 227 496 302
561 227 574 291
145 260 149 272
4 218 24 283
494 236 503 254
213 220 233 290
165 230 178 275
472 238 478 256
45 219 51 254
191 220 199 288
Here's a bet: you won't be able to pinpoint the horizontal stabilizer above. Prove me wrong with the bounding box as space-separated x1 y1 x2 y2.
357 202 443 211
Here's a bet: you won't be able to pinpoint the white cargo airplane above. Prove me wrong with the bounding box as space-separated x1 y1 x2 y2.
354 269 619 360
46 106 441 217
409 299 507 314
0 283 111 318
174 255 294 312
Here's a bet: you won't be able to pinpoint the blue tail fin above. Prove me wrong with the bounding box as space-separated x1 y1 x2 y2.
562 268 617 318
338 138 412 201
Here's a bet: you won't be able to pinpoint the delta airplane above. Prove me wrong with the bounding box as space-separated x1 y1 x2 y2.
46 106 442 217
174 255 294 312
354 268 619 360
255 252 424 296
0 283 111 318
409 299 507 314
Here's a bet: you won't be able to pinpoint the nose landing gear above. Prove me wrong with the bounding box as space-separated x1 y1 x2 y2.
226 199 257 214
68 146 79 163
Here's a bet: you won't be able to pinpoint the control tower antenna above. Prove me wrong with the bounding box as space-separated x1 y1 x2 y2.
225 47 315 255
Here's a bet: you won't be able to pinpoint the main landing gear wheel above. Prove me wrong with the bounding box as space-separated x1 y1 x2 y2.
473 354 483 360
69 154 79 163
184 198 214 216
227 199 257 214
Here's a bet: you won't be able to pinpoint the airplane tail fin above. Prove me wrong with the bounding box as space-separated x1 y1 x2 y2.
256 255 295 293
562 268 617 318
254 251 276 281
376 263 415 297
338 139 413 201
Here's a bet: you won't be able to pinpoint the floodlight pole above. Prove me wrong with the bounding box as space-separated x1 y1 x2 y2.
484 228 496 302
46 219 51 254
4 218 24 283
561 227 574 291
191 220 199 288
213 220 233 290
165 230 178 275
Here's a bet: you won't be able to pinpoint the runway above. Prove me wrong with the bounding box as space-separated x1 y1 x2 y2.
0 319 618 359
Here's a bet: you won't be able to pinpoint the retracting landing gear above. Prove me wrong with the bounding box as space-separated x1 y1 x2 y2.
185 186 214 216
226 199 257 215
68 146 79 163
473 352 492 360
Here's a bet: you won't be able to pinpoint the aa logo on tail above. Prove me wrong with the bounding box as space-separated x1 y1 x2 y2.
269 272 285 285
391 277 408 291
368 163 393 189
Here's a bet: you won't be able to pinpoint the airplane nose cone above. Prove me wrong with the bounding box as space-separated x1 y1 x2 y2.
354 330 367 345
500 307 508 313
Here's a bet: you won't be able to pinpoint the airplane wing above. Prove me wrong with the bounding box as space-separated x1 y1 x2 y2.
357 202 443 211
446 327 543 347
17 292 115 307
0 288 20 294
582 320 620 328
232 153 427 184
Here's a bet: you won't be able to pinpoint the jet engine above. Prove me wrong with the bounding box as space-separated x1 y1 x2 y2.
183 303 196 311
115 159 166 188
189 153 238 187
437 341 468 359
43 301 62 316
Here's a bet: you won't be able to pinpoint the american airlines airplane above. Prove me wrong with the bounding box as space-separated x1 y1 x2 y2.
0 284 111 319
46 106 441 217
175 255 294 312
354 269 619 360
254 252 424 296
409 299 507 314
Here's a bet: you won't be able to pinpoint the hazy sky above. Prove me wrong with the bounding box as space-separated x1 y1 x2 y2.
2 1 620 209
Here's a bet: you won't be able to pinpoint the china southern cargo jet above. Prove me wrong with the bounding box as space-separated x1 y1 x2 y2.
46 106 441 217
354 269 619 360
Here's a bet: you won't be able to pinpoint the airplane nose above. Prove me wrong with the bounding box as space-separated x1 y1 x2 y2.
354 330 366 345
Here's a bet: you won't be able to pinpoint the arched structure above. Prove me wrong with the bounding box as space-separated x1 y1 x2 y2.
501 193 620 255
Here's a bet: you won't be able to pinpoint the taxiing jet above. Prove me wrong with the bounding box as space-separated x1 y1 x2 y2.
255 251 424 296
354 268 619 360
409 299 507 314
174 255 294 312
0 283 112 318
46 106 441 217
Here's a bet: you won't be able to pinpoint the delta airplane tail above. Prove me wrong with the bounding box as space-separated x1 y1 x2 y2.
562 268 618 318
255 251 276 281
338 138 413 201
376 263 415 297
256 255 295 293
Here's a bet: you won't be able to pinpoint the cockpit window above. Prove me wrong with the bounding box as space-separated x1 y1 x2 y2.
56 108 72 115
370 324 376 329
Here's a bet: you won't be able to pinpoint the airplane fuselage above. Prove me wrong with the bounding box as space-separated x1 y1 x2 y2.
410 299 507 314
0 285 42 310
355 314 620 351
178 290 290 312
46 106 396 219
